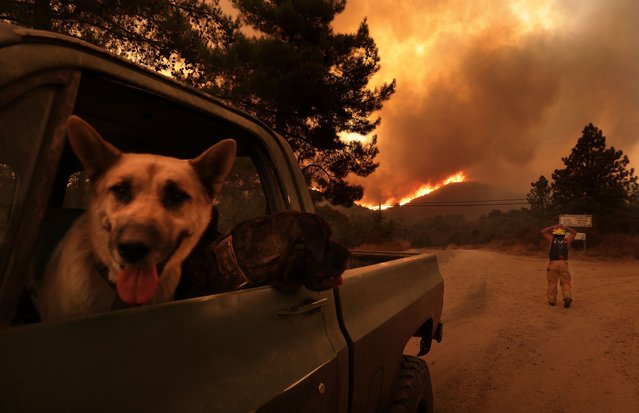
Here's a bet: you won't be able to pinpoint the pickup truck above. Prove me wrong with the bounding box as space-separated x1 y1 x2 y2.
0 24 444 413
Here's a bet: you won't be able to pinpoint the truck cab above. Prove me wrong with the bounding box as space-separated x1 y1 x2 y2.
0 24 443 413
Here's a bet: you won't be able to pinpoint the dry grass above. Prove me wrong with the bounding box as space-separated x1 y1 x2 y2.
484 242 545 257
584 233 639 259
350 233 639 261
354 238 412 251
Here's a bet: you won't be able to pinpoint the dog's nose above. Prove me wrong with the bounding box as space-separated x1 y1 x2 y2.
117 242 151 263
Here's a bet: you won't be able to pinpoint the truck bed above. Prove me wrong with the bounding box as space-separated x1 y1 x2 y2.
337 251 444 412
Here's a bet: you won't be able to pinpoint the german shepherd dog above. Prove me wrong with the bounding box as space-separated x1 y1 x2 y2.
35 116 236 321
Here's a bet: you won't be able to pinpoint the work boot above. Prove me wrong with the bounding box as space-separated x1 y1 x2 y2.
563 298 572 308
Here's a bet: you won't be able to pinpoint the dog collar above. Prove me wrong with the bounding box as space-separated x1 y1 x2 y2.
214 235 251 290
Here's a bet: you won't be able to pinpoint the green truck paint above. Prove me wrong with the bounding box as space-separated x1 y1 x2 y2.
0 24 444 413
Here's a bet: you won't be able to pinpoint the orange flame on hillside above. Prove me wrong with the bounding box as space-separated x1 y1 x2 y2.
359 171 466 210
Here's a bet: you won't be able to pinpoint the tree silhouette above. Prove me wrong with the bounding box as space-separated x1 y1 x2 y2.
551 123 637 219
2 0 396 206
0 0 238 85
526 175 553 223
209 0 396 206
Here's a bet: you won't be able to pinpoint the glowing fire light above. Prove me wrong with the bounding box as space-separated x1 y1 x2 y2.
358 171 466 210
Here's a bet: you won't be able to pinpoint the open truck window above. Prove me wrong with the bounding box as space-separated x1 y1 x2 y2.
62 71 273 223
7 71 281 325
62 159 267 235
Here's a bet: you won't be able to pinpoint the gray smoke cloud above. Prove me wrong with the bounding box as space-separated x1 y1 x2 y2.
333 0 639 204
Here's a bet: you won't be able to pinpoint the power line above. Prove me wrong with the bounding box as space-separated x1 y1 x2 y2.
393 202 528 207
378 198 529 208
405 198 527 204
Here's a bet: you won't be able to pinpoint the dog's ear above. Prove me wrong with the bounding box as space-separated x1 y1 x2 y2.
66 116 122 180
190 139 236 197
294 213 331 261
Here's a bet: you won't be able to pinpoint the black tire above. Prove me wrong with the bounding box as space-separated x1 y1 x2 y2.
389 355 434 413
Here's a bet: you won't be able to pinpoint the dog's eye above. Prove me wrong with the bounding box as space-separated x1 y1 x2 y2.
162 183 190 209
109 182 132 203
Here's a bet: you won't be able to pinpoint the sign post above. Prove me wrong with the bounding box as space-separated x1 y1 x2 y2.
574 232 587 251
559 214 592 227
559 214 592 251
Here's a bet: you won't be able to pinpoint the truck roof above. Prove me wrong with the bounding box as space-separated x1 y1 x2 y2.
0 22 252 128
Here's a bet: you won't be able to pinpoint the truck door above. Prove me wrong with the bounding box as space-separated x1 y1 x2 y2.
0 63 348 412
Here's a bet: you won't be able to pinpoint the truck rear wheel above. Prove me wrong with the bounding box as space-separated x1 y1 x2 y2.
389 355 433 413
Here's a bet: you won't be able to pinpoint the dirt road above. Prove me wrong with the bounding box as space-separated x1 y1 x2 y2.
406 249 639 413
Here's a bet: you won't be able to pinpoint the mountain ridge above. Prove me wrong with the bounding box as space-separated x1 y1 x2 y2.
382 181 526 221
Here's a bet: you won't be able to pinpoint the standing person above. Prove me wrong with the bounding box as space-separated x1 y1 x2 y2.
541 224 577 308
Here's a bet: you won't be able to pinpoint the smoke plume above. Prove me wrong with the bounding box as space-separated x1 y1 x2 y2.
333 0 639 203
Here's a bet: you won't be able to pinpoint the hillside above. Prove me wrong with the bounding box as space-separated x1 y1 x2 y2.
384 181 526 222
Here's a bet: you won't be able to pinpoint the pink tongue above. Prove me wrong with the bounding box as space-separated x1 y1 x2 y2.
116 265 159 305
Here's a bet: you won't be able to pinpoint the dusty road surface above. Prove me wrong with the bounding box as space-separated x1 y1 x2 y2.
406 249 639 413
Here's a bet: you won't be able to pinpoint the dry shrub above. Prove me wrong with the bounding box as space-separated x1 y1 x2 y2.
482 240 545 257
586 233 639 259
354 238 412 252
445 243 478 250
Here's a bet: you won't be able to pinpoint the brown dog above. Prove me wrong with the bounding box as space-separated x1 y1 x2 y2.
34 116 236 321
177 210 350 298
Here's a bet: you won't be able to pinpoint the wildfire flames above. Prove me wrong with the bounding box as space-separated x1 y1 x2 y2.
358 171 466 210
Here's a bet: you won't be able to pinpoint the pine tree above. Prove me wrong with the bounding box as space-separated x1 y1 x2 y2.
526 175 553 223
0 0 238 86
209 0 396 206
2 0 397 206
551 123 637 218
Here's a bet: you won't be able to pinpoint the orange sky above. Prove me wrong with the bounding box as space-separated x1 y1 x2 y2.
330 0 639 204
221 1 639 204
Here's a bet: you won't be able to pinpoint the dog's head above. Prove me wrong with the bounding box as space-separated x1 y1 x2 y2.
288 212 349 291
234 211 349 292
66 116 236 305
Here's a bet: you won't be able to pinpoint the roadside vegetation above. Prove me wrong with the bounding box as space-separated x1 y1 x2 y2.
317 203 639 259
318 123 639 259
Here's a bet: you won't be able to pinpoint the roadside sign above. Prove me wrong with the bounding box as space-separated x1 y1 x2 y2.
574 232 586 241
559 214 592 227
